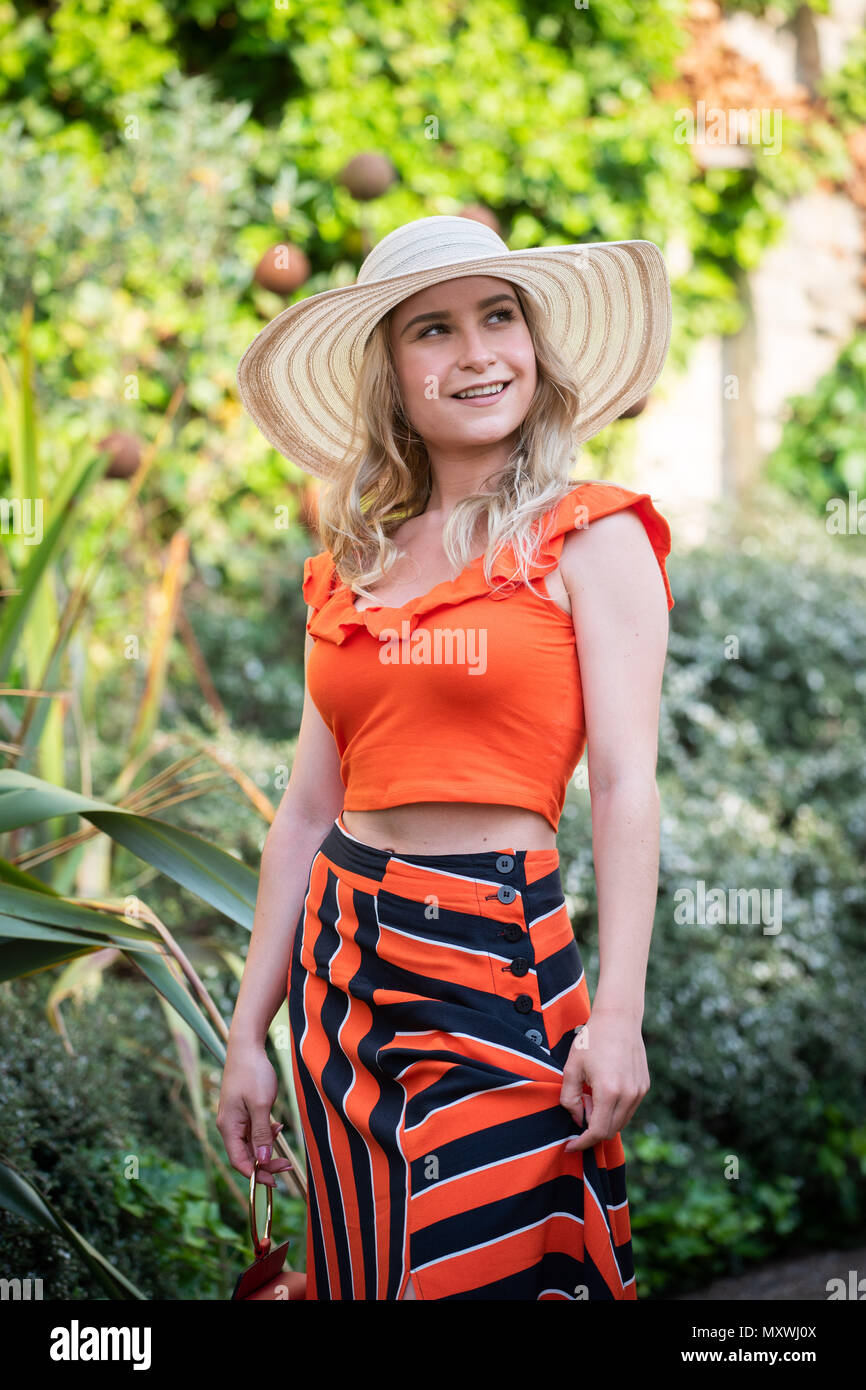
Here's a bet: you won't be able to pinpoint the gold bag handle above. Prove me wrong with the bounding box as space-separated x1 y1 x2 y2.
248 1157 274 1259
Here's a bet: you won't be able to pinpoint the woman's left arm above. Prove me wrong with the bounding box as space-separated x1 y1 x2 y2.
556 507 671 1153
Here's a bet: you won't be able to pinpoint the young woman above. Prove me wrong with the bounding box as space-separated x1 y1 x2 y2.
220 215 675 1300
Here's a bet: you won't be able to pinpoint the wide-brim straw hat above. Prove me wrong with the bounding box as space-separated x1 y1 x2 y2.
236 214 672 480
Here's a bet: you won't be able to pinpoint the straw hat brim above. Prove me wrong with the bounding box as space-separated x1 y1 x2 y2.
236 239 671 480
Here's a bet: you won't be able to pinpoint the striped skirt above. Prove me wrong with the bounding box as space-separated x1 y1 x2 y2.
286 814 637 1301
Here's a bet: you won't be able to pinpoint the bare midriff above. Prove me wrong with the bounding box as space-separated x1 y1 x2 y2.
340 802 557 855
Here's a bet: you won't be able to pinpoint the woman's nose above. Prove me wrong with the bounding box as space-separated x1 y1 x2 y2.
456 337 497 369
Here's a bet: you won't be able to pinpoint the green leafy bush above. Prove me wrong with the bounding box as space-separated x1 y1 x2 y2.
111 1150 305 1299
766 332 866 513
626 1130 801 1296
0 972 304 1298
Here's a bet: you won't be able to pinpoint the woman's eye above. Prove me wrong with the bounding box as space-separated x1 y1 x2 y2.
418 307 516 338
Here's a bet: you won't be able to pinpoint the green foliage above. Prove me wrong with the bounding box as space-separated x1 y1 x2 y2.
765 331 866 512
0 0 177 135
0 972 194 1297
0 76 265 434
111 1150 305 1298
111 1153 240 1297
820 25 866 130
1 0 849 403
0 972 305 1297
627 1130 801 1296
718 0 829 18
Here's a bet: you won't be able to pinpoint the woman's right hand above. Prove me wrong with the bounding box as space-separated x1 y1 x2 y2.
217 1042 294 1188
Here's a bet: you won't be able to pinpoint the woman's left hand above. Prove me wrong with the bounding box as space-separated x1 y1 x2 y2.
560 1008 650 1153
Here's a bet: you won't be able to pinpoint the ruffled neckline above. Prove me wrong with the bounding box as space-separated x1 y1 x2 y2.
306 542 541 645
302 481 672 645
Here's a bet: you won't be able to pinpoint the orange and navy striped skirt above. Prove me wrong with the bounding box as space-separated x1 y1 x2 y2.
286 813 637 1301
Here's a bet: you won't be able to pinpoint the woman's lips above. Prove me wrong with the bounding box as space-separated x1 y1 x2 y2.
450 380 513 407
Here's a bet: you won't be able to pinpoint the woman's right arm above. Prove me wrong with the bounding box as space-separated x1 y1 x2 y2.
217 614 345 1186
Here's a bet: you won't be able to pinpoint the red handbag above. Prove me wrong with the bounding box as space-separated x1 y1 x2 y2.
230 1158 307 1300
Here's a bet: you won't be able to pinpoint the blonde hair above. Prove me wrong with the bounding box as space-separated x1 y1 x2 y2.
312 281 598 604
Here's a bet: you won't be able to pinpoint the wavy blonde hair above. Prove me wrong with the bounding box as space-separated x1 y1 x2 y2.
312 280 598 605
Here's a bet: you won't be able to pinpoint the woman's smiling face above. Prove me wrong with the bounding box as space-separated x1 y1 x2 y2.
387 275 537 455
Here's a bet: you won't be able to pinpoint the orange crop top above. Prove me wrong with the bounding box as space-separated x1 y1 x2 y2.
302 481 674 832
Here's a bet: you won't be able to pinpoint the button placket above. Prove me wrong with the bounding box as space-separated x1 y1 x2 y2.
484 855 542 1021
